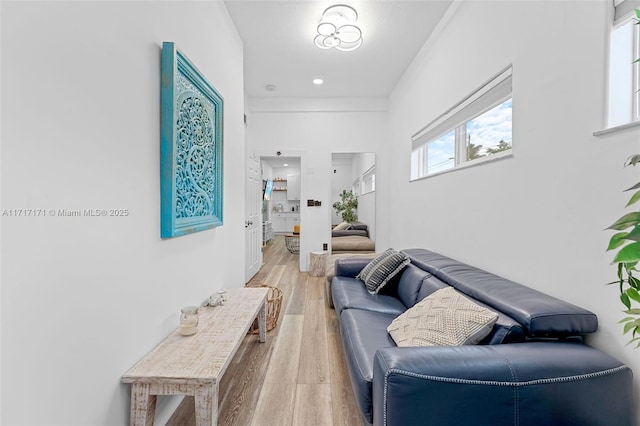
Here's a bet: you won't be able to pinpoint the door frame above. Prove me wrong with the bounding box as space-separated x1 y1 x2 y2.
253 150 306 272
245 152 262 283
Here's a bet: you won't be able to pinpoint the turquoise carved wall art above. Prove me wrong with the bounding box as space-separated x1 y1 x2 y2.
160 42 223 238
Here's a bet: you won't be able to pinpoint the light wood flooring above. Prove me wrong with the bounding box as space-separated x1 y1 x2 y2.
167 235 362 426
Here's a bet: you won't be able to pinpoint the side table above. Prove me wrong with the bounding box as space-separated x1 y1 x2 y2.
309 250 329 277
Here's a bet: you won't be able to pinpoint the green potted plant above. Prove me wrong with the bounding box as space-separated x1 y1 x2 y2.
605 8 640 348
607 154 640 348
333 190 358 223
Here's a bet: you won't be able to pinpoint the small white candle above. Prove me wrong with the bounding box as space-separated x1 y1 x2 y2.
180 306 199 336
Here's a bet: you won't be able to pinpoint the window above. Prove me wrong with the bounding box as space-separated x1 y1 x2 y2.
608 0 640 127
362 166 375 194
411 66 513 180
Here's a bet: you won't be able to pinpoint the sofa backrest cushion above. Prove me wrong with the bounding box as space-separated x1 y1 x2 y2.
417 275 449 301
396 264 432 308
471 297 526 344
402 249 598 337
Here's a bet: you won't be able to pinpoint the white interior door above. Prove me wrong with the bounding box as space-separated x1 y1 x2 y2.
245 153 262 282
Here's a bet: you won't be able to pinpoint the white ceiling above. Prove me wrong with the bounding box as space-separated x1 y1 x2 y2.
224 0 453 98
261 154 360 168
262 156 301 169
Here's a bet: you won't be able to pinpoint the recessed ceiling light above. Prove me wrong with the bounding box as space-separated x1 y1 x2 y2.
265 84 276 92
313 78 323 85
284 163 289 167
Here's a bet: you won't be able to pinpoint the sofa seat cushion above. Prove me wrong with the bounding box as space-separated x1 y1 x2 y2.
339 309 397 424
332 276 407 316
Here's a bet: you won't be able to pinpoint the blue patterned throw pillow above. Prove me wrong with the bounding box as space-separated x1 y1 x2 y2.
357 248 411 294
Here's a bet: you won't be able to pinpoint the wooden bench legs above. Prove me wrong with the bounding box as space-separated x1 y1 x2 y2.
194 383 219 426
129 382 220 426
130 383 156 426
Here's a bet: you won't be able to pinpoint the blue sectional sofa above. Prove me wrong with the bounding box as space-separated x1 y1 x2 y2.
331 248 634 426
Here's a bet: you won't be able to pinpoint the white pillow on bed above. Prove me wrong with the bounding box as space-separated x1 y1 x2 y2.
333 221 351 231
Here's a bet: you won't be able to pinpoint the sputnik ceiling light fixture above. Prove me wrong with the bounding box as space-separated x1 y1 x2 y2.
314 4 362 52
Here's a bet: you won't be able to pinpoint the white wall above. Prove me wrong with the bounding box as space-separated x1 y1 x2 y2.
1 2 245 425
386 0 640 419
247 99 387 269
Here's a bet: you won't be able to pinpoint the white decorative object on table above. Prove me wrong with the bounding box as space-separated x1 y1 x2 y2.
209 290 227 307
179 306 199 336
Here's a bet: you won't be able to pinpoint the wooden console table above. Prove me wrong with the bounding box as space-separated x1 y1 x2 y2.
122 287 268 426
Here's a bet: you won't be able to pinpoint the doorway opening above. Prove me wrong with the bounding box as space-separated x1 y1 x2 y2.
260 156 301 240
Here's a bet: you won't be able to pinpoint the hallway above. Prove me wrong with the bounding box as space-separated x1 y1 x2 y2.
168 236 361 425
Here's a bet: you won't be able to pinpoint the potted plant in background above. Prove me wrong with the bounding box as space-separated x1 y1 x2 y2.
333 190 358 223
606 8 640 348
607 155 640 348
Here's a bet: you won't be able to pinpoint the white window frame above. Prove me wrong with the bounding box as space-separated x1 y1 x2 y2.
352 178 360 196
362 166 375 194
411 66 513 181
606 0 640 129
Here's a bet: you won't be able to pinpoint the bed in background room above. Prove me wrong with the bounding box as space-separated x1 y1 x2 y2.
331 221 375 254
